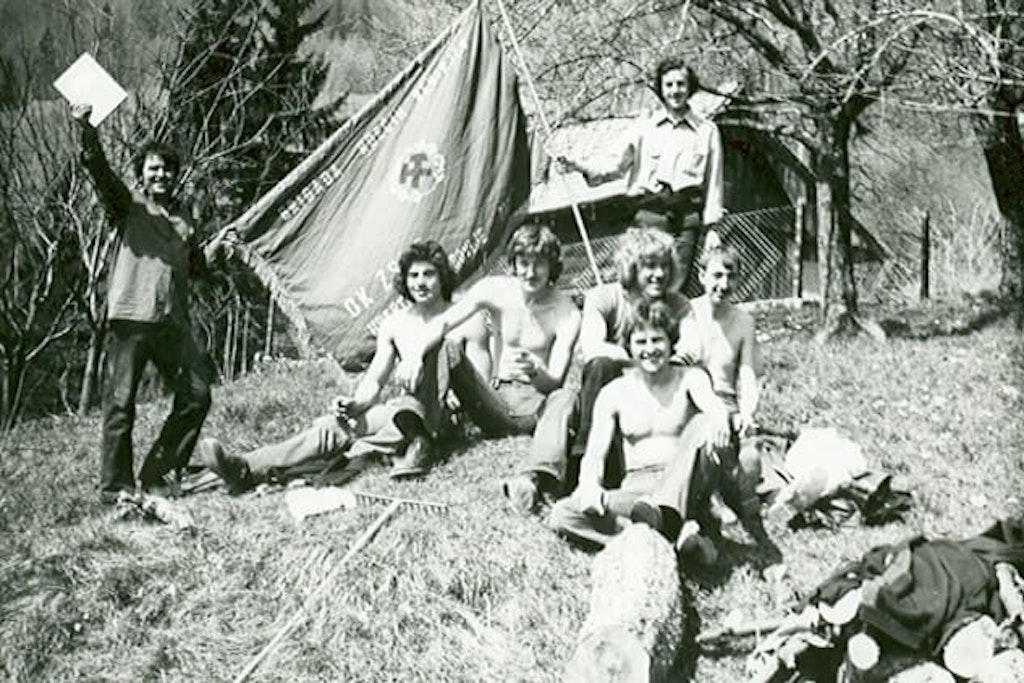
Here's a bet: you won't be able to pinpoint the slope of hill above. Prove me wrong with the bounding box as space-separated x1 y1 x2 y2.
1 309 1021 681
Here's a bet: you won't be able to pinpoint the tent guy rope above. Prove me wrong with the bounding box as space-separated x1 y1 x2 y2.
493 0 604 287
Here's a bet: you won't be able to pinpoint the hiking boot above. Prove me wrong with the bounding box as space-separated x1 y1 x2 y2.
390 435 431 480
199 438 254 494
139 471 182 499
502 474 539 515
99 488 135 506
629 499 682 543
677 520 719 567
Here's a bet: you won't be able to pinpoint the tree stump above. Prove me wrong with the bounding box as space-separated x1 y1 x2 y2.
564 525 685 683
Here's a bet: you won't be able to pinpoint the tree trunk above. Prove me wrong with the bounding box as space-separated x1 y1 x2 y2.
816 116 885 342
815 177 833 323
564 525 686 683
973 100 1024 328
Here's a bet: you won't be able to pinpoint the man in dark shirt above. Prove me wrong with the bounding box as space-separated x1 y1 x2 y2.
72 103 218 502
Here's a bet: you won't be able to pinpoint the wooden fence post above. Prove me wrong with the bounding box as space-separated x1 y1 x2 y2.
792 198 805 301
920 209 931 301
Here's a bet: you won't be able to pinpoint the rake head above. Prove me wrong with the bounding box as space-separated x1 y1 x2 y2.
350 490 450 514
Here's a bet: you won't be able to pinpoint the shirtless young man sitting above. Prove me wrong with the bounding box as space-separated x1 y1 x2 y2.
676 242 779 560
200 241 486 490
503 227 692 514
548 299 731 557
396 222 581 468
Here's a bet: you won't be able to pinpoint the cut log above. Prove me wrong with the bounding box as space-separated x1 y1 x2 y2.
975 648 1024 683
942 615 998 679
564 524 685 683
886 661 955 683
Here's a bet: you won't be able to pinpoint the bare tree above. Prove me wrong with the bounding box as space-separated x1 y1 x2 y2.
0 93 84 430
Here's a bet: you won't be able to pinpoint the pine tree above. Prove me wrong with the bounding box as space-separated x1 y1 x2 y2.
161 0 340 377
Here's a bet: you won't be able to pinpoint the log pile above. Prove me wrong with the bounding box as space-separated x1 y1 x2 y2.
564 524 685 683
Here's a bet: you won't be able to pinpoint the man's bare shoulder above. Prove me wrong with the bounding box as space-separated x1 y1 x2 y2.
597 373 634 404
551 289 581 316
731 305 756 332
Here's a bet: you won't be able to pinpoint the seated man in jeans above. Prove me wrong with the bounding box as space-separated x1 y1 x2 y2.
395 221 581 479
676 241 779 561
504 227 690 513
548 299 730 561
200 240 489 489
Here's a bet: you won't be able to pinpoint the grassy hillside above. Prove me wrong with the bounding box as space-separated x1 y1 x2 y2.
2 305 1022 681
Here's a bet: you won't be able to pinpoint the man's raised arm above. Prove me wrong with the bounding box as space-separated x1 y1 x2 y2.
71 104 131 223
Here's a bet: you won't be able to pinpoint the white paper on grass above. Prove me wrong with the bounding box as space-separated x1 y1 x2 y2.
52 53 127 126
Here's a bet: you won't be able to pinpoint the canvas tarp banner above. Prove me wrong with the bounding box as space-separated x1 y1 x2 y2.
220 4 530 359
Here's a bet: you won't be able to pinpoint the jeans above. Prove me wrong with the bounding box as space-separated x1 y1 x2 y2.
240 395 424 474
548 413 722 548
102 319 213 493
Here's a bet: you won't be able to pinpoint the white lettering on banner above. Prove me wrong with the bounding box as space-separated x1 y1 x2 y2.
276 25 468 226
343 298 363 317
449 226 488 273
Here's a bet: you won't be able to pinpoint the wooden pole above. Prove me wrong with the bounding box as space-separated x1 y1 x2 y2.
233 500 404 683
920 209 931 301
264 295 275 358
241 305 250 375
793 198 805 301
222 304 234 383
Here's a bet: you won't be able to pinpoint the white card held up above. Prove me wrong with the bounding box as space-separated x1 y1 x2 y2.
53 53 127 126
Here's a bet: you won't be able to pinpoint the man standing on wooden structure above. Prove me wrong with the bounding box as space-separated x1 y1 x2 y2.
558 55 725 291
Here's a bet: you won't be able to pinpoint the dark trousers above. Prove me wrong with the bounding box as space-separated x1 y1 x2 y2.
567 357 631 489
101 320 212 493
633 201 704 293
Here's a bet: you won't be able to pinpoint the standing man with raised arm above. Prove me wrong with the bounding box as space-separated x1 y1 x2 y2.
72 103 219 503
559 56 724 291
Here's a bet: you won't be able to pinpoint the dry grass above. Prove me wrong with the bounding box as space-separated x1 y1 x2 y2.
2 306 1022 682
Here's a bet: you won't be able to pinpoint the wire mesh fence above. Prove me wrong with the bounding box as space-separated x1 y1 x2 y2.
548 204 799 302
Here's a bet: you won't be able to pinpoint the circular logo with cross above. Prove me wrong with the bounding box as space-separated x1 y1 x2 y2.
391 142 446 203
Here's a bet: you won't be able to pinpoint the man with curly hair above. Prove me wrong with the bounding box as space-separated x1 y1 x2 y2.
395 222 581 444
504 226 690 513
199 240 489 488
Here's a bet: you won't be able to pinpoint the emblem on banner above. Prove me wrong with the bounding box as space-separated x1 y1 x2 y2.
391 142 446 203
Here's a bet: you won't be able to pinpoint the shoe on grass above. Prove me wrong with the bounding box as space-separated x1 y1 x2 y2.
199 437 254 494
390 435 431 480
630 498 683 543
677 520 719 567
502 474 539 515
